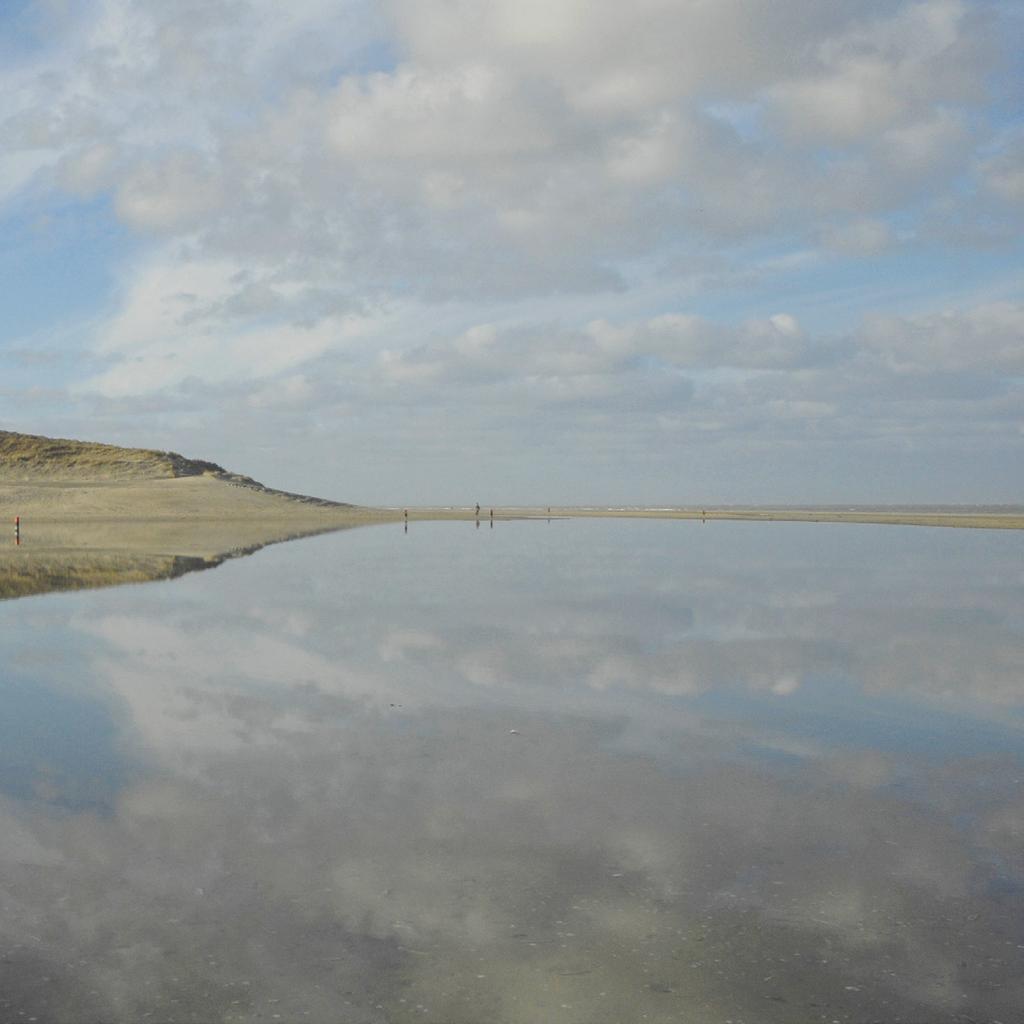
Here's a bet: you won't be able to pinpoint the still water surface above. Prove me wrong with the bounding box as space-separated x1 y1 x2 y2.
1 520 1022 1022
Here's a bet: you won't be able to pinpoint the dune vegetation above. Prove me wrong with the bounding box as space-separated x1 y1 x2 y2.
0 429 226 481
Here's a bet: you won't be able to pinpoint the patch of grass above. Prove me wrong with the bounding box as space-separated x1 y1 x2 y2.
0 430 224 481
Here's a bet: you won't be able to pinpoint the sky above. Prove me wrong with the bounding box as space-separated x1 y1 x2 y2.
0 0 1022 505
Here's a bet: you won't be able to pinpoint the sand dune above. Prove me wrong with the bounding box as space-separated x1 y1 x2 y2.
0 430 392 545
0 430 392 598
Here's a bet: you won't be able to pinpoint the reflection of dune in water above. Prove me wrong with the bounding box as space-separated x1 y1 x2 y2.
0 520 369 601
0 552 217 600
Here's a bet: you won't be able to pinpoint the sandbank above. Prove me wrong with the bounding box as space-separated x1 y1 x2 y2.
399 505 1024 530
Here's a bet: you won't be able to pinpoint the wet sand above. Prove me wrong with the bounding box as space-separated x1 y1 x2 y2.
402 504 1024 530
2 474 1021 558
1 476 388 533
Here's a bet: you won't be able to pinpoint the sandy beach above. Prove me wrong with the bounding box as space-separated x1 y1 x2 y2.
1 430 1020 600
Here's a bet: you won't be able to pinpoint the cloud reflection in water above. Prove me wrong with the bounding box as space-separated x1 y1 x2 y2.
0 520 1022 1022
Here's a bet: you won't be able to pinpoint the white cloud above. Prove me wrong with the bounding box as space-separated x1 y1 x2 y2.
374 311 819 394
862 301 1024 374
2 0 1004 296
56 141 118 196
1 0 1019 500
879 108 968 176
821 218 895 256
115 151 224 231
0 149 54 206
979 130 1024 204
328 64 558 165
79 253 392 396
768 0 981 144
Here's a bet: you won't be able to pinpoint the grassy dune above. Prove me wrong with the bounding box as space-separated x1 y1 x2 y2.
0 430 387 541
0 429 224 481
0 428 369 515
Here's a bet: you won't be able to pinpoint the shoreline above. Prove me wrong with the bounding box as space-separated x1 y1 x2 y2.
3 473 1022 554
3 491 1019 601
3 478 1022 540
395 505 1024 530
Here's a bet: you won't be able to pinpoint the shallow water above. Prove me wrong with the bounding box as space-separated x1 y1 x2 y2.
1 520 1022 1023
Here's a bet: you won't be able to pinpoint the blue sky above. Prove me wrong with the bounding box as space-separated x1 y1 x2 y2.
1 0 1022 504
